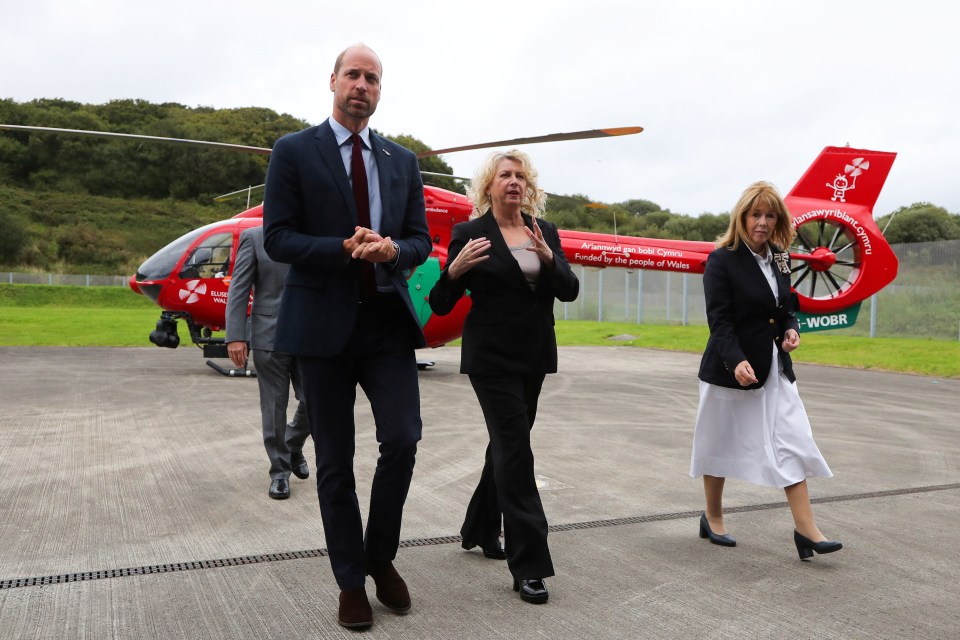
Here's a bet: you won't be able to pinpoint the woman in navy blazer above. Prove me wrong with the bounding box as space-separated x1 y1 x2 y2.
429 149 578 603
690 181 841 561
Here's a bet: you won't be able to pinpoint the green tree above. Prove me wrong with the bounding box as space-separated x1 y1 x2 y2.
0 99 310 201
0 209 28 263
877 203 960 244
691 212 730 242
544 193 598 230
620 198 662 216
384 133 464 194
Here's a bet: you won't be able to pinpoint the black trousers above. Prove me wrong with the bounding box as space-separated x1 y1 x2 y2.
298 294 422 590
464 372 554 580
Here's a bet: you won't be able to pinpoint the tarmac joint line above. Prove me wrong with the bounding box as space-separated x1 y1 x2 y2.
2 482 957 591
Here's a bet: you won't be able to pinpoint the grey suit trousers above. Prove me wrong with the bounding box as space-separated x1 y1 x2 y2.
253 348 310 479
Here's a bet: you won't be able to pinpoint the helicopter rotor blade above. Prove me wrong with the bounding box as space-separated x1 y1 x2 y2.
420 170 471 182
0 124 273 155
2 124 643 162
5 123 635 210
420 170 608 208
416 126 643 158
549 194 609 209
213 184 266 202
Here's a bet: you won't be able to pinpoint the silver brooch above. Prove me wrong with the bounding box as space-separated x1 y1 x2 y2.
773 252 791 275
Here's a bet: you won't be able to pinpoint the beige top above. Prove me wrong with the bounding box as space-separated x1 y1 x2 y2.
509 240 540 287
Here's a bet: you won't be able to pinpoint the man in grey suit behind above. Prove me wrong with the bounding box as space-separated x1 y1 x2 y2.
225 225 311 500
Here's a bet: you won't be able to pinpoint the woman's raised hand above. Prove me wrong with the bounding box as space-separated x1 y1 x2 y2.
525 219 554 267
448 237 491 280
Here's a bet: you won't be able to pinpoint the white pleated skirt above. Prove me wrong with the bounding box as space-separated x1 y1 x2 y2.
690 344 832 488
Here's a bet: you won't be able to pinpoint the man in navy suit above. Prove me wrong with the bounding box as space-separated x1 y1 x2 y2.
263 43 431 630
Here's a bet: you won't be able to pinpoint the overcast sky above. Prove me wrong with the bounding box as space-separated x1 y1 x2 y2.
2 0 957 217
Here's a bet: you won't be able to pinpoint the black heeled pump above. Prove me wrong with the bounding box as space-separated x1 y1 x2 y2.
513 578 548 604
699 512 736 547
794 530 843 560
461 539 508 560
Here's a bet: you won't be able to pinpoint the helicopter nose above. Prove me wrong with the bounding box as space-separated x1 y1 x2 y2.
133 278 163 304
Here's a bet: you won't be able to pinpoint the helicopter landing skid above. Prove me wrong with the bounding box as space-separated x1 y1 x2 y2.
206 360 257 378
416 360 435 371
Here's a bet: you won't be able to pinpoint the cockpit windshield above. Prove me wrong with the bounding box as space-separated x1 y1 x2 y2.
178 232 233 279
135 222 232 282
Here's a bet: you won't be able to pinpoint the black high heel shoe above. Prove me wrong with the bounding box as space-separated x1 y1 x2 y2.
794 530 842 560
461 539 507 560
699 512 736 547
513 578 548 604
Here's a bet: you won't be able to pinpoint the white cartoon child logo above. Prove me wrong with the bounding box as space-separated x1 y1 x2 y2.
827 157 870 203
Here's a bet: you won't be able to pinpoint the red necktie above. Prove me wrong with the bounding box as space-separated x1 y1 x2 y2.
351 134 376 295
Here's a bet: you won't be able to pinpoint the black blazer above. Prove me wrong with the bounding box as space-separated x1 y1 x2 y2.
698 242 800 389
262 121 432 357
429 212 579 375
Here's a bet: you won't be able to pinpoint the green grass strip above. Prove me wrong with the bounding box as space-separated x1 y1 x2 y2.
2 285 958 377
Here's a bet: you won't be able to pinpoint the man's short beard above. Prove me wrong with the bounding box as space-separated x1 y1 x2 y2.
339 98 376 120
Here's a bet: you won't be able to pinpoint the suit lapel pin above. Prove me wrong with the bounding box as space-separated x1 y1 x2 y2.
381 148 391 156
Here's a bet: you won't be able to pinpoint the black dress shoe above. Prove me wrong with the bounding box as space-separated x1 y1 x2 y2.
699 512 736 547
291 456 310 480
461 539 507 560
794 530 842 560
513 578 548 604
268 478 290 499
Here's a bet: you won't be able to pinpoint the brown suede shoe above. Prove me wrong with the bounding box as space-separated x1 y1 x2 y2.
366 561 411 613
338 587 373 629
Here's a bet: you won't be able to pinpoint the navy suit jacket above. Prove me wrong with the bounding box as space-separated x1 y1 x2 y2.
262 121 431 357
698 242 800 389
428 212 579 374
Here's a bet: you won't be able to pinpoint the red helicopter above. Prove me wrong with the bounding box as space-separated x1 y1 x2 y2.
0 124 898 372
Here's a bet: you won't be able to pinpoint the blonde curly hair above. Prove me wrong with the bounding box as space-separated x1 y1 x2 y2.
466 149 547 219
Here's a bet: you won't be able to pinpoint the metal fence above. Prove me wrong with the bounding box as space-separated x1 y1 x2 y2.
4 239 959 340
559 267 707 326
2 272 129 287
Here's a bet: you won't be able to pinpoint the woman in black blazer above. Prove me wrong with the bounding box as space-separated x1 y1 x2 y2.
690 181 841 561
429 149 578 603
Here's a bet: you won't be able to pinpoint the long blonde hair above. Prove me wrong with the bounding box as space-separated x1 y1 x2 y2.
466 149 547 219
716 181 795 250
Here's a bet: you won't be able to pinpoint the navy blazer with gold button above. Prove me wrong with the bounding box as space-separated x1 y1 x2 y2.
697 242 799 389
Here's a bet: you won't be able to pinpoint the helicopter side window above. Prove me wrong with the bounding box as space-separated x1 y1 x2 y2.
179 232 234 279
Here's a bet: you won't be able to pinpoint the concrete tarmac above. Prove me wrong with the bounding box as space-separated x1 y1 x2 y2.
0 345 957 639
